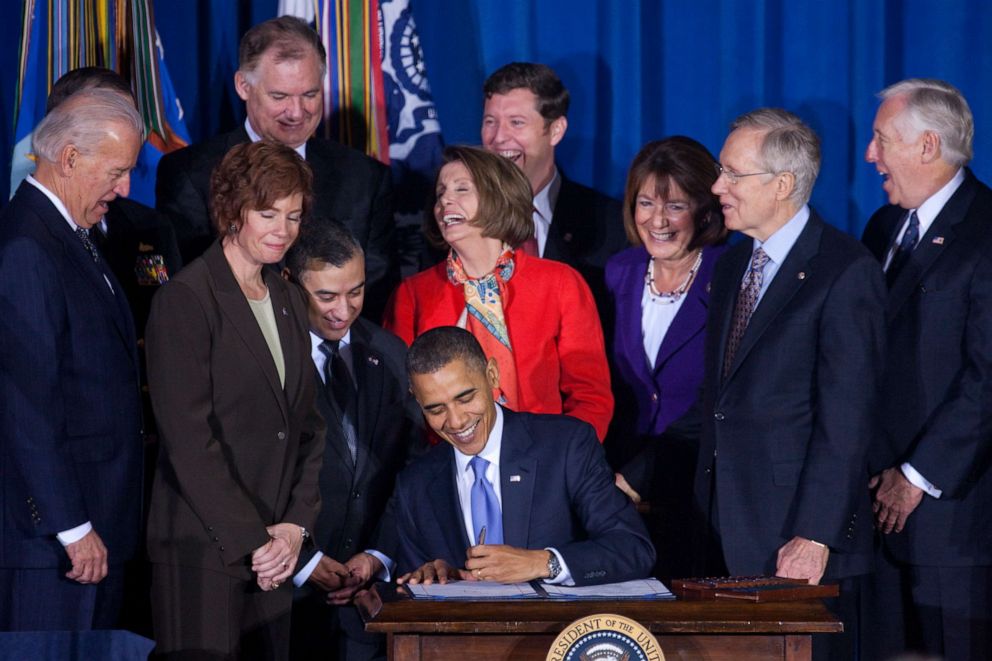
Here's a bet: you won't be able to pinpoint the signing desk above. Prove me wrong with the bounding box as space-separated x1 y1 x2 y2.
358 583 841 660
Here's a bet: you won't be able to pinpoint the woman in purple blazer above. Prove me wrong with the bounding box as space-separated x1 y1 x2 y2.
605 137 727 579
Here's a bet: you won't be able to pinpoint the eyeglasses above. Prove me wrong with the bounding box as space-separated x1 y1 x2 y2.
714 163 772 185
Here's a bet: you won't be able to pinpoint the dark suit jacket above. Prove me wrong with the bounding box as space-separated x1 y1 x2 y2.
144 241 325 580
393 408 655 586
606 244 725 489
303 317 423 569
694 211 885 579
0 182 144 569
862 169 992 567
546 173 626 329
155 127 397 319
98 197 182 336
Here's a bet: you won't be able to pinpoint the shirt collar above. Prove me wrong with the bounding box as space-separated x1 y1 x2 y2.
453 404 504 475
310 329 351 377
753 204 810 265
914 168 964 235
26 174 82 232
244 118 307 159
533 167 561 223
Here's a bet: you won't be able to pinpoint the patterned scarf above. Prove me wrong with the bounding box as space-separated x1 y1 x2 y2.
446 246 520 409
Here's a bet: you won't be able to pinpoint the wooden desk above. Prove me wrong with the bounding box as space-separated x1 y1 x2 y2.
358 584 841 660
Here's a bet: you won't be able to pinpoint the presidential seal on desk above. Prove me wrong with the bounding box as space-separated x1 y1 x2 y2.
546 613 664 661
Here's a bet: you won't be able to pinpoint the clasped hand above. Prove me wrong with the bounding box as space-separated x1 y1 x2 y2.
869 467 924 534
252 523 303 591
308 553 381 605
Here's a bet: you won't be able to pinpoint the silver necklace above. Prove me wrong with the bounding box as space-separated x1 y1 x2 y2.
645 249 703 301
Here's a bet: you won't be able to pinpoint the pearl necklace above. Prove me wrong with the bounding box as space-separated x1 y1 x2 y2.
645 250 703 302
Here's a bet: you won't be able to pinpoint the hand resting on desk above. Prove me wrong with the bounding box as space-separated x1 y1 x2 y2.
397 558 475 585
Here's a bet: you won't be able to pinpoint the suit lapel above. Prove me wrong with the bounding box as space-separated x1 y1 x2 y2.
317 375 356 476
723 217 820 386
206 243 289 423
498 410 537 549
887 174 978 319
29 184 136 355
614 250 653 379
654 284 708 371
429 448 471 557
713 242 751 385
351 323 385 479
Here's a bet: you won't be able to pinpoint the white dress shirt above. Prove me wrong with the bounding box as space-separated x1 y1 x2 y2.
747 205 810 305
245 118 307 159
532 168 561 257
452 405 573 585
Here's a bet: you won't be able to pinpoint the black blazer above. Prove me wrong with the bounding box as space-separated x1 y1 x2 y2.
695 211 886 579
155 127 398 319
545 173 626 327
99 197 183 336
862 169 992 566
0 182 144 568
303 317 423 568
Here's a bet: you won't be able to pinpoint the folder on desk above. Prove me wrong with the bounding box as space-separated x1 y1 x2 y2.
406 577 674 601
406 580 542 600
542 578 674 600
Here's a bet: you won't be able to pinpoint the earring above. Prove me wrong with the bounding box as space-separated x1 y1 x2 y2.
228 223 239 235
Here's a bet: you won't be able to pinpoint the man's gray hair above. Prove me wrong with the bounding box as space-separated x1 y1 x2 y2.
32 88 144 163
730 108 821 205
880 78 973 167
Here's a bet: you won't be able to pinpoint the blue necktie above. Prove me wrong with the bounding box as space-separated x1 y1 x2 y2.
469 456 503 545
886 210 920 288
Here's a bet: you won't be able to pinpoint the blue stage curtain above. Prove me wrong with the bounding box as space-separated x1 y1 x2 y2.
3 0 990 238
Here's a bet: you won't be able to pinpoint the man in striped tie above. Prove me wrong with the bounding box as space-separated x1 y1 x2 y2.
392 326 653 587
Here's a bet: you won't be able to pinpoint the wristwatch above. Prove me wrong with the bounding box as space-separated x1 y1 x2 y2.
547 551 562 580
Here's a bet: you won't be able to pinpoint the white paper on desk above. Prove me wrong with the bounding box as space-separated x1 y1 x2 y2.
407 580 541 600
542 578 675 600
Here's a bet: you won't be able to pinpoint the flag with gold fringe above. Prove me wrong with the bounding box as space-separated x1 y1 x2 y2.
10 0 189 204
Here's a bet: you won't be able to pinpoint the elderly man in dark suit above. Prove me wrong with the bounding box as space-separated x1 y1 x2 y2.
156 16 396 319
393 327 654 587
284 221 423 661
0 88 145 630
480 62 626 322
861 78 992 661
693 108 885 659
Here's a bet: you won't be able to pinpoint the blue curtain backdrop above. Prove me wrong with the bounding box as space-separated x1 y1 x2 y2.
3 1 990 238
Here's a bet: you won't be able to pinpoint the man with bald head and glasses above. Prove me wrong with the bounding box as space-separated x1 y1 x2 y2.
685 108 885 659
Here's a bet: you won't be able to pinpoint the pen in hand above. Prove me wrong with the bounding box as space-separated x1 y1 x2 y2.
478 526 487 545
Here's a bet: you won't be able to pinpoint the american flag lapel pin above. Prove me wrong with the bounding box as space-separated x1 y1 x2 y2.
932 237 945 245
281 306 288 316
509 475 521 482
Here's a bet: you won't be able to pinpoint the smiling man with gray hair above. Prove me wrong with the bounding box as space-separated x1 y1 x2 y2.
0 88 145 631
686 107 886 659
862 78 992 661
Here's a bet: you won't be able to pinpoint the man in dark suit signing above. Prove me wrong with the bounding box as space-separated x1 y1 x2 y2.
481 62 626 321
0 89 145 630
156 16 396 319
861 78 992 661
394 327 654 586
284 221 423 660
694 108 885 658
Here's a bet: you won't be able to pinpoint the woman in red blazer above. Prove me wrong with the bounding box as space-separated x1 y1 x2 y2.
384 146 613 440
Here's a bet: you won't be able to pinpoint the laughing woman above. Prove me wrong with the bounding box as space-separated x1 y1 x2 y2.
384 145 613 440
145 141 324 660
606 136 727 579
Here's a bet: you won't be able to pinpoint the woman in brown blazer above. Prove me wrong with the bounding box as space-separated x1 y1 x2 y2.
145 141 325 660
